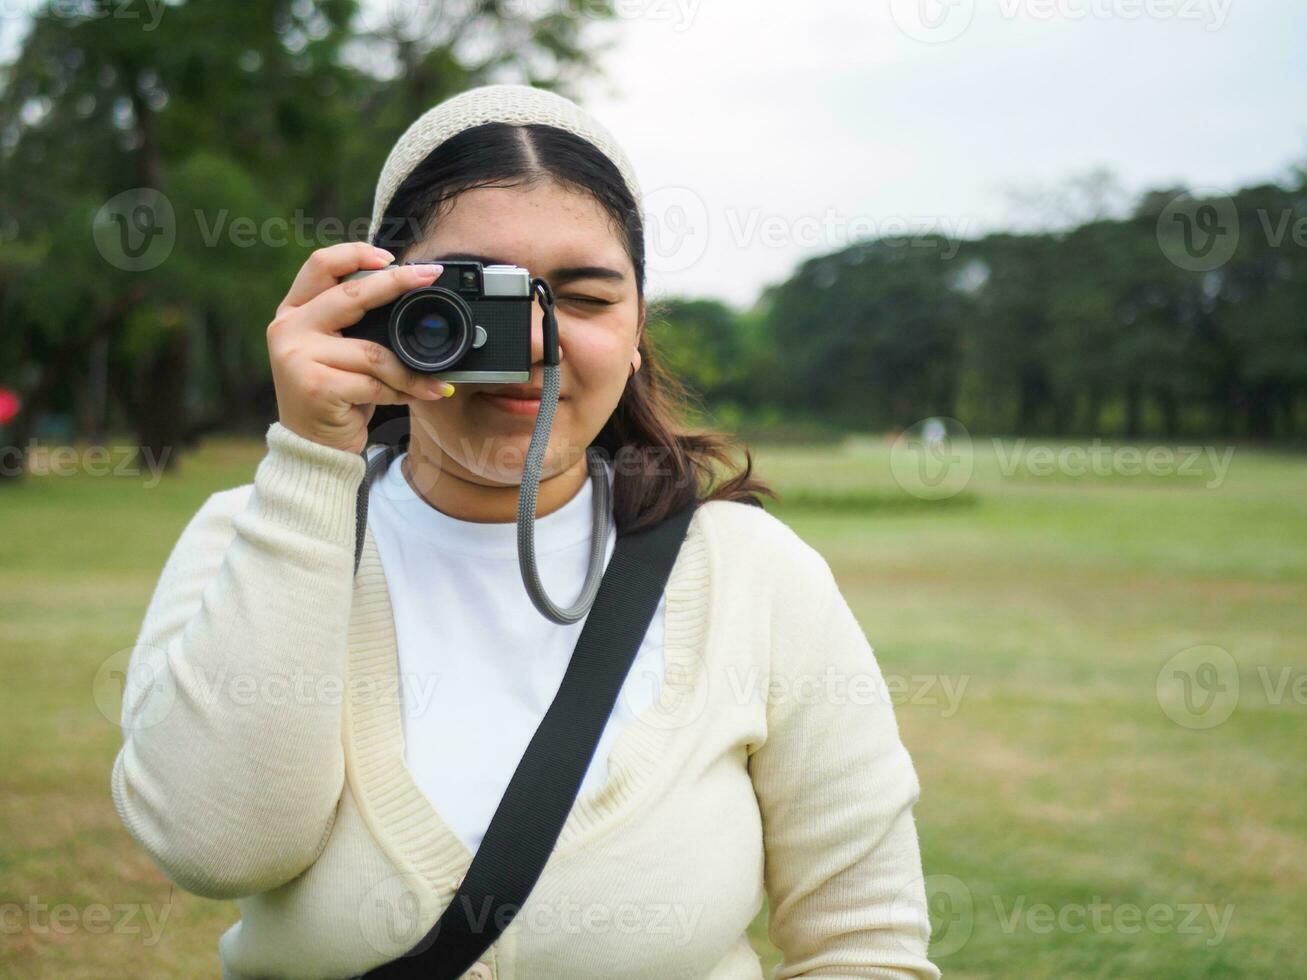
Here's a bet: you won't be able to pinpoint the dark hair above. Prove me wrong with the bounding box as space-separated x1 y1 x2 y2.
369 120 775 532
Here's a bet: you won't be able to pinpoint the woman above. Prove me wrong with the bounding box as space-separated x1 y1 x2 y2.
111 84 939 980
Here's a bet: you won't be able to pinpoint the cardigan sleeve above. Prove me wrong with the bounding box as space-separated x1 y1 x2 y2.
110 422 366 900
748 540 940 979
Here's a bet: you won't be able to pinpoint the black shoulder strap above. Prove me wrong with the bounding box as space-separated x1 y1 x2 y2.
352 450 699 979
355 442 401 575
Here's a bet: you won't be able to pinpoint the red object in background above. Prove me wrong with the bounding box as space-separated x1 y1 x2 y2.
0 387 20 425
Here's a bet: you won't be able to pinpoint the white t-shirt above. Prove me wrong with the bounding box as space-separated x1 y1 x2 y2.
366 449 666 854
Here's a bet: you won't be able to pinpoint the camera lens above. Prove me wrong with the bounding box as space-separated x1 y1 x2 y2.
409 310 453 358
389 289 473 372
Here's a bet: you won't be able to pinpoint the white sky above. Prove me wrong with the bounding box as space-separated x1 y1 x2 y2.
4 1 1304 308
573 0 1307 306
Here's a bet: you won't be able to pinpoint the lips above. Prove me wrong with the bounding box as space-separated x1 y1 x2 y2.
478 386 563 417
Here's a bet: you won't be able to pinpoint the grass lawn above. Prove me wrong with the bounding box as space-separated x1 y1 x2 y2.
2 431 1304 978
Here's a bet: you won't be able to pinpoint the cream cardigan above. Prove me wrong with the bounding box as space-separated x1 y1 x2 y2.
110 422 940 980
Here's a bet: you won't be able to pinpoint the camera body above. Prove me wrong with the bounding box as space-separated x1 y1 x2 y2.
340 259 533 381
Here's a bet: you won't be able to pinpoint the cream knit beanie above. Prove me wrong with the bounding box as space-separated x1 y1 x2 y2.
366 83 644 245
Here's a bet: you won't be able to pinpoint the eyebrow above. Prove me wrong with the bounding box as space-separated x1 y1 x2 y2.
434 252 626 287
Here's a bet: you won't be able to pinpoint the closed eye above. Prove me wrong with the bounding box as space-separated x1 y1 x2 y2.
561 295 613 306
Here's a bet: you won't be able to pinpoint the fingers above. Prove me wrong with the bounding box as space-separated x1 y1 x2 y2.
293 262 445 337
314 364 425 409
279 242 396 313
315 336 456 401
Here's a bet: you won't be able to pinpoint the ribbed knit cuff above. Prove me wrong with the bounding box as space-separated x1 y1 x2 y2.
250 422 367 545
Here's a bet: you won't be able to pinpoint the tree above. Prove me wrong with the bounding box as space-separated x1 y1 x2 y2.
0 0 616 470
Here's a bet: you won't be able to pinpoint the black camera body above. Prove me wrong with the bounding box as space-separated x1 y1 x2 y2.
340 259 533 381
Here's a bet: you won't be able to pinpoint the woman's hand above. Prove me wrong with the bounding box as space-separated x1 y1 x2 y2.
267 242 455 455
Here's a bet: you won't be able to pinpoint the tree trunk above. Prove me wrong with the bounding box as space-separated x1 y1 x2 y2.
135 324 189 476
74 336 110 445
1158 388 1179 440
1124 382 1142 439
1246 386 1273 441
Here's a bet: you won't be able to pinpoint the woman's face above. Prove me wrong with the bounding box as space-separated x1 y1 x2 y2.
399 178 643 488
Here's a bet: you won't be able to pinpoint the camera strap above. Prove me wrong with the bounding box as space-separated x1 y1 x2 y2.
350 447 699 979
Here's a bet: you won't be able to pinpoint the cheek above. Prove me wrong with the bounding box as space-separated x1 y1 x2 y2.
563 320 634 391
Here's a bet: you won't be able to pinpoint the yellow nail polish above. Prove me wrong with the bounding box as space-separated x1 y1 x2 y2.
442 382 456 397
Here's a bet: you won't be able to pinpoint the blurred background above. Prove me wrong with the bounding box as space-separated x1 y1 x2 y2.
1 1 1304 977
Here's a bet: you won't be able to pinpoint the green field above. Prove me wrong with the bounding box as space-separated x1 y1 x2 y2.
2 433 1304 978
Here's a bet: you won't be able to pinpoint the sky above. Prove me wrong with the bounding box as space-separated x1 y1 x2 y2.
570 0 1307 305
3 0 1304 308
